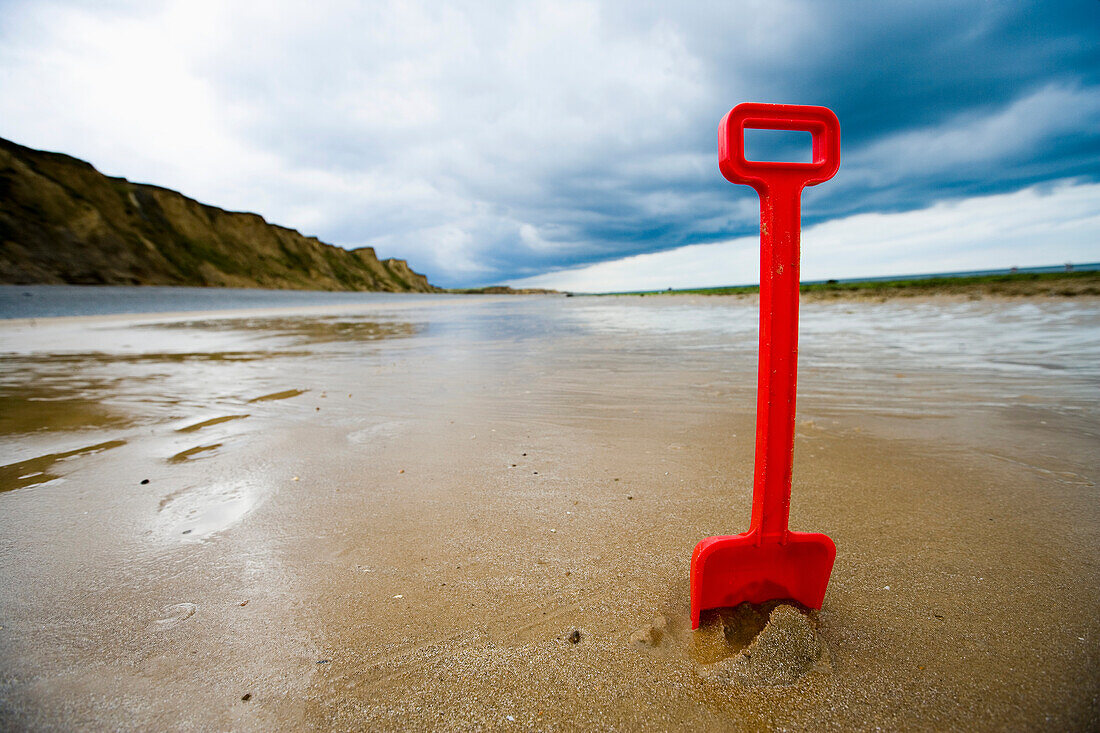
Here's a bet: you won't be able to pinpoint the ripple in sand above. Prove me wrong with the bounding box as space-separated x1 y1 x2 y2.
168 443 223 463
156 479 264 540
248 389 307 403
347 421 408 444
176 414 249 433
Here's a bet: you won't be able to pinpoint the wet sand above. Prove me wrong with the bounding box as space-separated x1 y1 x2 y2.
0 295 1097 730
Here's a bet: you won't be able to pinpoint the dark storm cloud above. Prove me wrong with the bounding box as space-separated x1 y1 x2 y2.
474 0 1098 284
493 1 1100 278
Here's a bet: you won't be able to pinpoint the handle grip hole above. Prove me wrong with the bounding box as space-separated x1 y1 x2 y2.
744 129 813 164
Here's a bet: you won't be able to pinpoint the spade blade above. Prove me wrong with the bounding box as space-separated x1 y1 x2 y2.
690 530 836 629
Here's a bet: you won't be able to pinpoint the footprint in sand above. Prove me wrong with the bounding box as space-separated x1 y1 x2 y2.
156 479 264 540
155 602 197 629
630 614 670 648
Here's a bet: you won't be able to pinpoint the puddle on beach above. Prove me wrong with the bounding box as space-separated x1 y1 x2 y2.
0 388 131 437
0 439 127 492
30 350 306 364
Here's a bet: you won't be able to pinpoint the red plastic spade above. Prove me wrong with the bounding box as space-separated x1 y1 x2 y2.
690 103 841 629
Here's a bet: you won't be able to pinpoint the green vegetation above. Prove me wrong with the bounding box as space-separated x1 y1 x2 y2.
446 285 560 295
608 270 1100 299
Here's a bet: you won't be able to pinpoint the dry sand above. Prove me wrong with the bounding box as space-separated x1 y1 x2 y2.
0 294 1097 730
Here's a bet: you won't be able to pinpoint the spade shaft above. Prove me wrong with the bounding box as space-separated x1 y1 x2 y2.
752 182 802 543
690 103 841 629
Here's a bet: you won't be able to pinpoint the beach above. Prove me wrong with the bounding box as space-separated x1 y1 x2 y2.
1 292 1097 730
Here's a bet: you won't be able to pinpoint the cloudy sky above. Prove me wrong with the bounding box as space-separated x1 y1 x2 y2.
1 0 1097 290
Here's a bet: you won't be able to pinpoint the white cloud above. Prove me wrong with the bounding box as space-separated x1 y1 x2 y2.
0 0 709 277
507 180 1100 292
0 0 285 207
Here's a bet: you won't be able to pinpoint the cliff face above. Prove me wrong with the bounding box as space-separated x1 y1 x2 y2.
0 137 436 292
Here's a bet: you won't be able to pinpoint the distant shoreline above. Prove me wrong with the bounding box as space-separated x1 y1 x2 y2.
605 268 1100 299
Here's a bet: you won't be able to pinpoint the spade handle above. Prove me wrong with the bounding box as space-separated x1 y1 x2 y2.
718 103 840 544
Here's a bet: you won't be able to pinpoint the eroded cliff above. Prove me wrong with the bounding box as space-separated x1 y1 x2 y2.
0 137 436 292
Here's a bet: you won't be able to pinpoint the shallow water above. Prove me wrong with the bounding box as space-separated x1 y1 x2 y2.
2 295 1098 461
0 284 456 319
